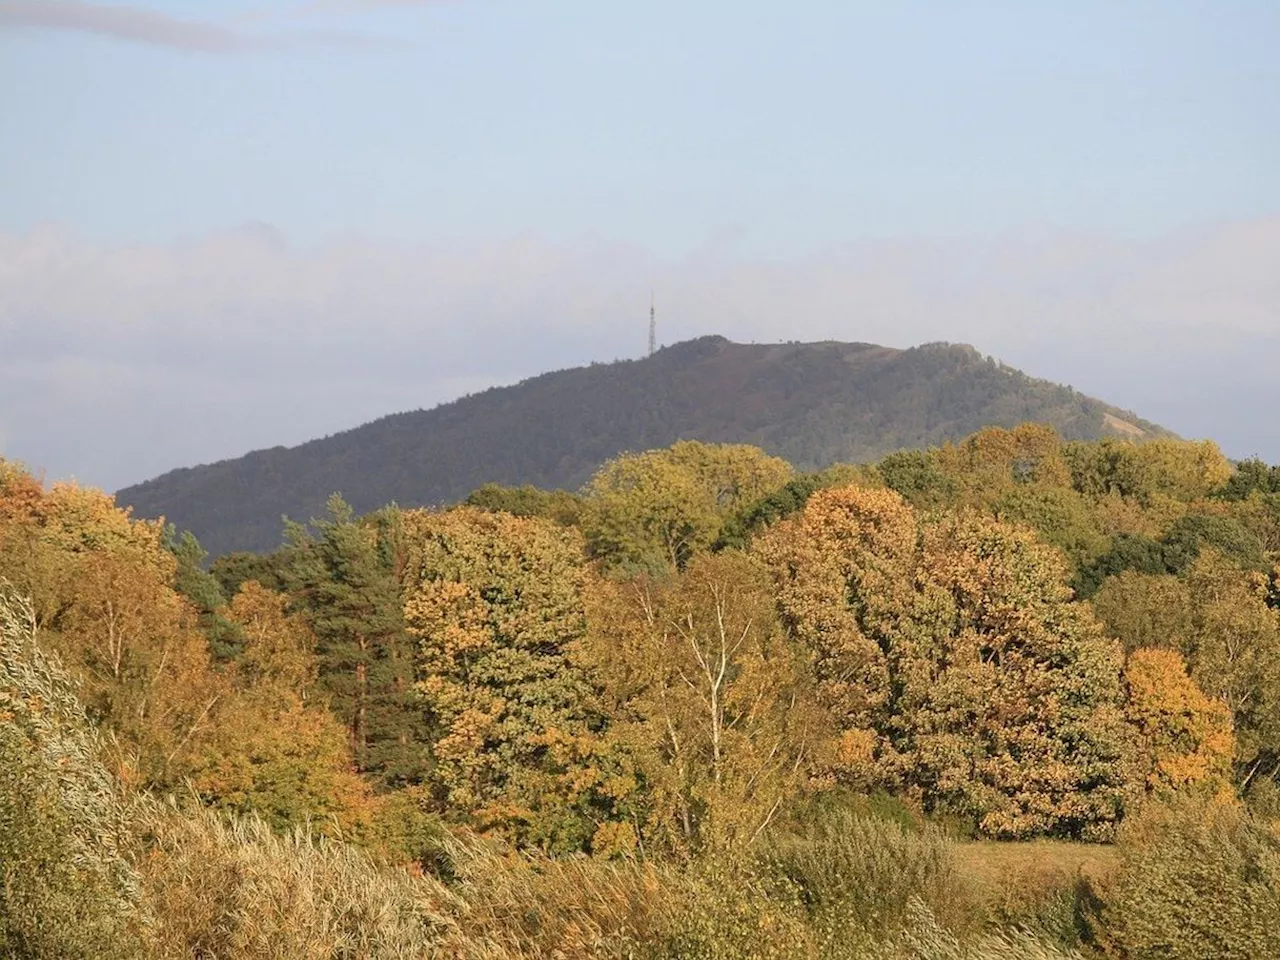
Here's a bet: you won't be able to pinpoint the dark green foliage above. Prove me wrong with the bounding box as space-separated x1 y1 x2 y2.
1075 534 1178 598
464 483 584 525
715 466 860 550
163 526 244 660
1160 513 1267 574
284 496 429 788
1215 458 1280 501
1075 512 1267 598
876 450 957 507
210 549 291 598
0 589 140 959
116 337 1169 556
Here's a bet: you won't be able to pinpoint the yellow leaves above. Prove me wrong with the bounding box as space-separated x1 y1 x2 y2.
228 581 316 699
756 486 913 729
590 820 639 859
584 550 829 855
404 579 491 660
1124 648 1235 795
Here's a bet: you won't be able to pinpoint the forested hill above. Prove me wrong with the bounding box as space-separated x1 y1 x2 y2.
116 336 1169 556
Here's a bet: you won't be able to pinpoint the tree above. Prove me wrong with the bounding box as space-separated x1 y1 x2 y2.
760 486 1138 839
47 547 226 789
756 486 915 769
1181 553 1280 790
464 483 583 526
164 527 243 661
1123 648 1234 796
285 495 428 787
402 507 626 852
582 441 791 574
893 512 1135 839
583 552 830 855
1093 554 1280 793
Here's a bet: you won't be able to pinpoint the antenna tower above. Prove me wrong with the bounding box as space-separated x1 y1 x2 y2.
648 292 656 356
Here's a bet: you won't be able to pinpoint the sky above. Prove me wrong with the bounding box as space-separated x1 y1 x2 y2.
1 0 1278 492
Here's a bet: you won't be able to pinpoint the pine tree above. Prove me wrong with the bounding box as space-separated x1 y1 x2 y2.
284 495 428 787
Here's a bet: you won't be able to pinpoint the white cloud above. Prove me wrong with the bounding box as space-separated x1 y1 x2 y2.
1 218 1277 490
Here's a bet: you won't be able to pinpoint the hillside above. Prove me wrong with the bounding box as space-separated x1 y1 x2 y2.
116 336 1169 555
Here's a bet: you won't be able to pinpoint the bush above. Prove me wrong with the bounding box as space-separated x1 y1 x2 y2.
0 587 141 960
1092 796 1280 960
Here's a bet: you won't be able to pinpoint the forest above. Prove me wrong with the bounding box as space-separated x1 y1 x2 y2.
4 423 1280 959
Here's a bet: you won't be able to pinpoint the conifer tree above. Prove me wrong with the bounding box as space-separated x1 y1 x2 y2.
284 495 428 787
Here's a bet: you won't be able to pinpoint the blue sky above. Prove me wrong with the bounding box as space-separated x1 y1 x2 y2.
1 0 1278 489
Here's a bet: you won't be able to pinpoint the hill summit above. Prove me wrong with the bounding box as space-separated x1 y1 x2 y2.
116 336 1167 556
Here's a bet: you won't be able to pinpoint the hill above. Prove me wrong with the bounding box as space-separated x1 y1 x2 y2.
116 336 1169 556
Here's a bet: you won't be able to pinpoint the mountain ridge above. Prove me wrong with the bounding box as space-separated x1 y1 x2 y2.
116 335 1170 556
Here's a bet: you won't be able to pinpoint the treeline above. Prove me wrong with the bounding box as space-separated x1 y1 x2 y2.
3 426 1280 958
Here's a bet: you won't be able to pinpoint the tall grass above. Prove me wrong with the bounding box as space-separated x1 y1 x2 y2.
0 587 141 959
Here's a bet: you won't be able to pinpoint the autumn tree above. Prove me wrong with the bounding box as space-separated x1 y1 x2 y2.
760 485 1137 838
188 582 372 832
1123 648 1234 796
582 441 791 573
0 464 227 789
583 551 830 855
895 512 1136 838
934 423 1071 500
401 507 627 852
1092 554 1280 793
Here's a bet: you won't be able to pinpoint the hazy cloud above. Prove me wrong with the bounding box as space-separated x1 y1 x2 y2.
0 0 258 51
1 219 1277 491
0 0 393 52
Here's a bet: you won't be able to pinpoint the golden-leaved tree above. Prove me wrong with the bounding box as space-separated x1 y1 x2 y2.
1092 553 1280 790
0 466 225 788
760 484 1139 839
1123 647 1235 796
188 582 373 833
583 551 831 856
401 507 631 853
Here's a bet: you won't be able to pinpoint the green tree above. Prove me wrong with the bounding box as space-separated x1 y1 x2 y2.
164 526 243 660
285 495 428 787
464 483 584 526
582 441 792 574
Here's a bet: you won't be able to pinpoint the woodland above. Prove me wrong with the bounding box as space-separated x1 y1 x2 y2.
4 424 1280 958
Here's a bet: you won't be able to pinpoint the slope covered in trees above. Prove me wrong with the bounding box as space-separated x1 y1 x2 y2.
116 336 1169 556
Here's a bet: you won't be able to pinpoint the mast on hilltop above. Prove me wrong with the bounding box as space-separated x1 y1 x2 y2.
648 291 656 356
